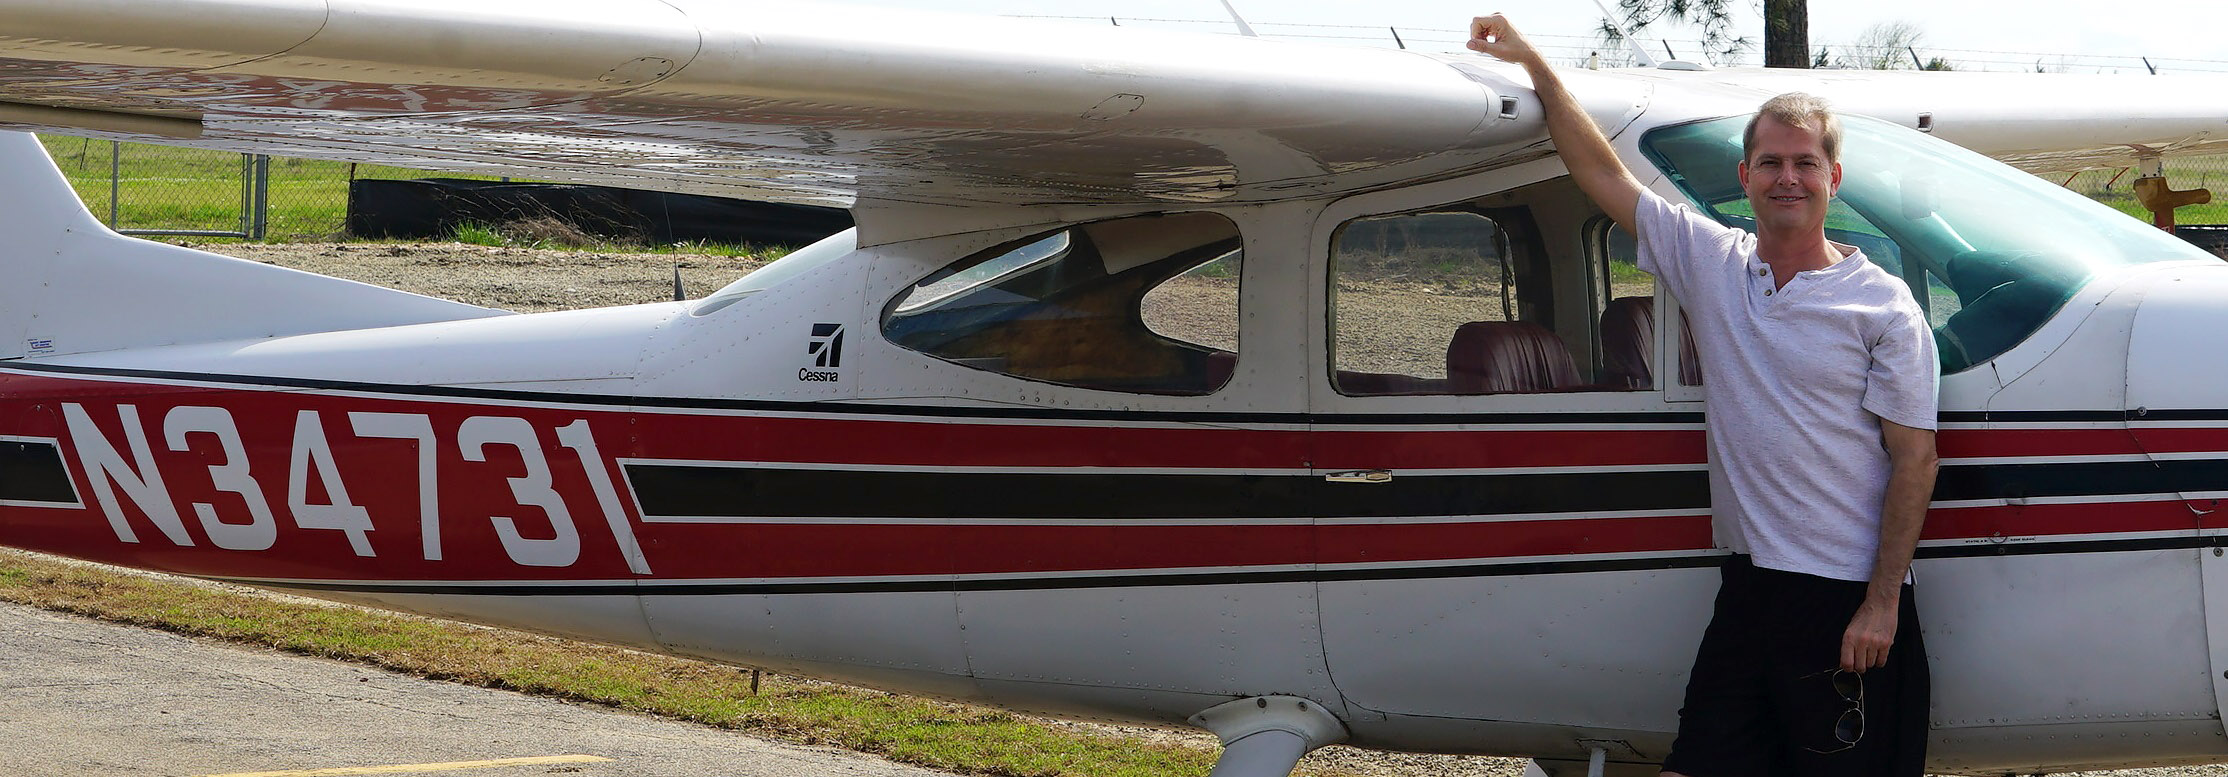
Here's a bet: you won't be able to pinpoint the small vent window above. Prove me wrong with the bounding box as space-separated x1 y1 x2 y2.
883 213 1242 396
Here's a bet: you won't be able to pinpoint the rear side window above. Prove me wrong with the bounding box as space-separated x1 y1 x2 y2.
882 213 1242 396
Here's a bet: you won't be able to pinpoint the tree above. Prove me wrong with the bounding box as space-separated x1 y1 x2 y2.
1602 0 1809 68
1837 21 1924 70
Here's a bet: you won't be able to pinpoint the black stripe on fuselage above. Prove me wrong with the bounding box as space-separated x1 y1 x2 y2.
1934 458 2228 502
624 465 1713 520
622 456 2228 522
0 439 76 506
235 536 2220 597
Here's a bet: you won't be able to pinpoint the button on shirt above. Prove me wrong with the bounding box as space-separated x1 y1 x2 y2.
1634 190 1939 582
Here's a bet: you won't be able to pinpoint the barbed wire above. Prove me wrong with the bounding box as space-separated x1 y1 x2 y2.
1005 14 2228 73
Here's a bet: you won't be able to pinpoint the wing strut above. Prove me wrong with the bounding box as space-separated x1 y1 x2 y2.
1216 0 1259 37
1587 0 1661 67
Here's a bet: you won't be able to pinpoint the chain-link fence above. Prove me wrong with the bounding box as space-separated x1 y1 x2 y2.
36 137 2228 241
41 137 267 238
2060 153 2228 226
38 135 511 241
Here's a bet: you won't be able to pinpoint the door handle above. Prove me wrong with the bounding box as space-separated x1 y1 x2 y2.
1323 470 1392 484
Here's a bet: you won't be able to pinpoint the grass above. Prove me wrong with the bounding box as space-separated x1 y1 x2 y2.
0 549 1351 777
2090 194 2228 225
36 136 782 257
439 218 785 259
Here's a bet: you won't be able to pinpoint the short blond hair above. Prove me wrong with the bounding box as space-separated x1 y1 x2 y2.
1743 92 1842 163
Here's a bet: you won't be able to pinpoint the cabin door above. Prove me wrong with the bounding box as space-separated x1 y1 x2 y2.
1306 172 1717 749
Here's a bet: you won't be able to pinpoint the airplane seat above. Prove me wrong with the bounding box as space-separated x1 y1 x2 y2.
1446 321 1581 394
1599 296 1702 389
1936 249 2093 371
1202 350 1237 387
1676 308 1703 387
1945 250 2032 304
1935 276 2075 371
1599 296 1657 389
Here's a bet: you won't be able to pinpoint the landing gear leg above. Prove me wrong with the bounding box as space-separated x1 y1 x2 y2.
1188 695 1348 777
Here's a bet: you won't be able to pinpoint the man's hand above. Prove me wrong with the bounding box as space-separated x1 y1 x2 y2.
1845 418 1935 672
1841 595 1898 671
1465 13 1644 232
1468 15 1543 67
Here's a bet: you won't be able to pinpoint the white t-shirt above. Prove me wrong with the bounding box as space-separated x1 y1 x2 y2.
1635 189 1939 582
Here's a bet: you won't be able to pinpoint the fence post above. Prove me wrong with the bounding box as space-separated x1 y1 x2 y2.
108 140 119 227
252 155 270 240
238 153 252 237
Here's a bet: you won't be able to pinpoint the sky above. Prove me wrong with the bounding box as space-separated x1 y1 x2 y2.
852 0 2228 74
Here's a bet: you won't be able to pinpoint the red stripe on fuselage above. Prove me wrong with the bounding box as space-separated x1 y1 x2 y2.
2 371 2224 584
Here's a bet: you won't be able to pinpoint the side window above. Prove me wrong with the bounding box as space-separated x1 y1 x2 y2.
1591 220 1698 388
1332 177 1650 397
882 213 1242 396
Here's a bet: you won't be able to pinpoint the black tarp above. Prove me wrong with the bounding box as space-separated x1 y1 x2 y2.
346 178 853 246
2179 225 2228 259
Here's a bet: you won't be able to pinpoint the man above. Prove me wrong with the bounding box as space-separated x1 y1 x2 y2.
1468 15 1941 777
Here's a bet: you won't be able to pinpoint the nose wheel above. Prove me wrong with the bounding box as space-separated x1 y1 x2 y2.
1188 695 1348 777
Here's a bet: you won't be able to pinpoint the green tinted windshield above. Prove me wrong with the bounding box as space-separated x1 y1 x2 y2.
1640 115 2214 373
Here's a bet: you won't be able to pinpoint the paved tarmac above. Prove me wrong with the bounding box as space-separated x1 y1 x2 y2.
0 602 954 777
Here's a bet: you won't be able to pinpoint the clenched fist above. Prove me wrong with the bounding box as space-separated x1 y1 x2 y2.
1468 15 1542 66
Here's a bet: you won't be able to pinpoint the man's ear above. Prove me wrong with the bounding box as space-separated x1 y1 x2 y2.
1738 160 1750 188
1830 161 1843 195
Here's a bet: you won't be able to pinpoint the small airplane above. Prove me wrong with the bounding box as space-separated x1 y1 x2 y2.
2 3 2228 776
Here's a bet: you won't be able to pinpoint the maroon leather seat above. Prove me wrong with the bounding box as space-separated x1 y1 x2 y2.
1202 350 1237 388
1600 296 1657 390
1446 321 1581 394
1598 296 1703 389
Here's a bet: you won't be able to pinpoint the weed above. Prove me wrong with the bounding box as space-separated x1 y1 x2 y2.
450 222 509 247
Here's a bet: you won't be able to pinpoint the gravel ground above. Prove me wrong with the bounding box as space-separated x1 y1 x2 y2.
186 240 2228 777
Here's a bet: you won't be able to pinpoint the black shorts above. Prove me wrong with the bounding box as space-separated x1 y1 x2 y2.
1659 555 1929 777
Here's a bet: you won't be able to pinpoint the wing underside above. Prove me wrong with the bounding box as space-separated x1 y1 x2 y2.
0 0 1559 209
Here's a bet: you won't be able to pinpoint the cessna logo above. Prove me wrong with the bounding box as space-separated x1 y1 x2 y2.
800 323 843 382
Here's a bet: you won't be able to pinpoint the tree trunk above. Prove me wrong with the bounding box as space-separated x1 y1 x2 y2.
1764 0 1809 68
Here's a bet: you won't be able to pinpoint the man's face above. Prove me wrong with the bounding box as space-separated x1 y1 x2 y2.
1737 117 1842 237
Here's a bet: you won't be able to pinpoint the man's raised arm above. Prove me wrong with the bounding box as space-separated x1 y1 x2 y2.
1468 15 1644 233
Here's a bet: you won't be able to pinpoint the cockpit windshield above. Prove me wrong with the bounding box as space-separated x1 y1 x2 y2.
1640 115 2215 374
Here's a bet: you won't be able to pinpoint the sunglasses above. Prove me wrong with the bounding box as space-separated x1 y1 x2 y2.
1800 668 1865 754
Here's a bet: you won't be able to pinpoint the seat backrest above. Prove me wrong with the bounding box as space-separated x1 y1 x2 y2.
1945 251 2028 305
1675 308 1703 387
1447 321 1581 394
1599 296 1657 389
1599 297 1705 388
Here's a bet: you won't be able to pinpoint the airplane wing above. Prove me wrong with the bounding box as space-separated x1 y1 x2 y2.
0 0 1566 210
0 1 2221 217
1607 67 2228 174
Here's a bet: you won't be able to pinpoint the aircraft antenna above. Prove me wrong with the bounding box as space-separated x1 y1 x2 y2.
1390 27 1406 50
672 262 685 301
1216 0 1258 37
1586 0 1661 68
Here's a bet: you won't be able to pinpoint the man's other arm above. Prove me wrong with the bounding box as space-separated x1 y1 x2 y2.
1468 15 1644 233
1842 419 1938 671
